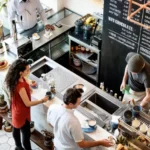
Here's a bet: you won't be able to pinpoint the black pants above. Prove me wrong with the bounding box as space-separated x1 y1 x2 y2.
13 120 31 150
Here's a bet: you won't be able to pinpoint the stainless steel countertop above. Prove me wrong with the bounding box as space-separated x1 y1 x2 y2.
4 13 81 56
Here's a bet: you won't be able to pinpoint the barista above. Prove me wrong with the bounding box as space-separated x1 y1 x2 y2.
7 0 54 36
120 52 150 108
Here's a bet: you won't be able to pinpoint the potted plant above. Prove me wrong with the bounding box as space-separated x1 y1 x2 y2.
30 121 35 133
3 121 12 132
41 130 54 148
0 94 7 110
0 0 8 17
1 82 11 118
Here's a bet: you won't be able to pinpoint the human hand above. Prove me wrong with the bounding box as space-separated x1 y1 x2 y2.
120 81 126 91
42 96 49 103
99 139 114 147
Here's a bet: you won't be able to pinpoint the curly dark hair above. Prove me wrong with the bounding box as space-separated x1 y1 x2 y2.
63 88 81 105
5 58 29 96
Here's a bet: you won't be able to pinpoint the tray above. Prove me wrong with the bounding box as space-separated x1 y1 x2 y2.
118 111 150 149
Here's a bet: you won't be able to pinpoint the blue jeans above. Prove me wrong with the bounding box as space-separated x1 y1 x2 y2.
20 22 44 38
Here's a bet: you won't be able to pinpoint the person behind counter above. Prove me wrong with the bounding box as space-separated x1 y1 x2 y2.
7 0 54 36
5 58 49 150
47 88 113 150
120 52 150 108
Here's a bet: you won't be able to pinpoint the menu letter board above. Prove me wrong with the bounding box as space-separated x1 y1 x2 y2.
101 0 150 93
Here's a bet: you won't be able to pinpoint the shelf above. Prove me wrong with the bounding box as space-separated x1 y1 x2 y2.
72 52 98 68
69 35 100 54
70 63 97 81
51 40 69 60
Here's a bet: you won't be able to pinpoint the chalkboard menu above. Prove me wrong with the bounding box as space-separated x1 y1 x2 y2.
101 0 150 93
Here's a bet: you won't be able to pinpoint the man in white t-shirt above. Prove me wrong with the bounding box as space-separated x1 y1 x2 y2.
47 88 113 150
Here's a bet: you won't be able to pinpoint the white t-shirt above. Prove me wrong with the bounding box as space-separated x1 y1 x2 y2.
47 104 84 150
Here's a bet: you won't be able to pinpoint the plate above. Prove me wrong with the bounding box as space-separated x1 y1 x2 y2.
82 126 97 133
32 33 40 40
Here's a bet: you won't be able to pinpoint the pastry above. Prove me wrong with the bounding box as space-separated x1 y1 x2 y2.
0 60 5 66
132 118 140 128
0 60 8 69
31 80 37 87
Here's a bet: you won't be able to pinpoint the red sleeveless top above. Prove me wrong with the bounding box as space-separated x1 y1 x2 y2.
12 78 31 128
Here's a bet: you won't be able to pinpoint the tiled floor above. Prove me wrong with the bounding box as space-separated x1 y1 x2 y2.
0 128 42 150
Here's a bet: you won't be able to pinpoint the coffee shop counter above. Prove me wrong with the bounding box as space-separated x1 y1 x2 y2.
32 89 116 150
0 53 117 150
4 13 81 56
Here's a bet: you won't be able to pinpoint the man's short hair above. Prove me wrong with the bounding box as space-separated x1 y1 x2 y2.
63 88 81 105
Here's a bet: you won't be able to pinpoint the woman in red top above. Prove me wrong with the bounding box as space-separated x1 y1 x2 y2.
5 58 49 150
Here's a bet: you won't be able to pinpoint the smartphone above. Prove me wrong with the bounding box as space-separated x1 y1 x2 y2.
55 24 62 28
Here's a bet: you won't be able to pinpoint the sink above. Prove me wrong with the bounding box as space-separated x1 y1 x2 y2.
32 64 53 78
81 101 108 121
88 93 119 114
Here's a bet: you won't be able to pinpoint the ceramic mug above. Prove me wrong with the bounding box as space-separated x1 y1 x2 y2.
110 121 118 131
46 91 53 100
132 105 142 117
123 110 132 124
147 128 150 137
87 119 96 129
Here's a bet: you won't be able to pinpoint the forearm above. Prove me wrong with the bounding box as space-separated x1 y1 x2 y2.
140 95 150 107
79 140 104 148
28 99 43 107
122 65 128 83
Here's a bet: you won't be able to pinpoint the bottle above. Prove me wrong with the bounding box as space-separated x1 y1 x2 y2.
106 88 109 93
114 93 117 98
110 90 113 96
12 20 17 42
100 82 104 91
119 96 122 101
